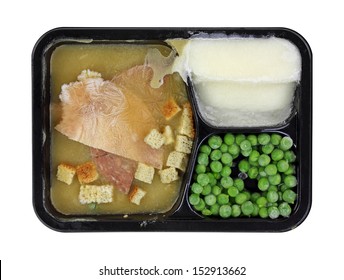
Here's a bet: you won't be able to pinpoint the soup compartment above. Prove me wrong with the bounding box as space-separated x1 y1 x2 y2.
32 27 312 231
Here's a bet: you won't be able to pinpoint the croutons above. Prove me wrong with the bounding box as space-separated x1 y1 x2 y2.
178 103 195 139
134 162 155 184
129 186 147 205
166 151 187 172
163 125 174 145
144 129 165 149
56 163 76 185
76 162 99 184
79 184 113 204
159 167 179 184
175 135 193 154
162 98 181 120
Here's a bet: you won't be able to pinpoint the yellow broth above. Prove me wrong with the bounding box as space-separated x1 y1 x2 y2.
50 43 190 215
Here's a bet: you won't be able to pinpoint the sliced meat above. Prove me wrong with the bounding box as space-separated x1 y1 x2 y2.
55 67 164 169
91 148 137 194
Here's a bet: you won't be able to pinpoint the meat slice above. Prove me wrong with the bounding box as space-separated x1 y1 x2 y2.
91 148 137 194
55 67 164 169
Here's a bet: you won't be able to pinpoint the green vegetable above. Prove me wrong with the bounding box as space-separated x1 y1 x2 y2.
210 149 222 161
258 154 271 167
258 133 270 145
208 135 223 149
210 161 223 173
224 133 235 145
280 136 293 151
219 205 232 218
190 133 298 219
241 201 254 216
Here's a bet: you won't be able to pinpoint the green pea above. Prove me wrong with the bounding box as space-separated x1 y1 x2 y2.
282 189 297 204
238 159 250 173
235 134 246 145
267 190 279 203
249 150 260 162
252 203 259 216
191 183 203 194
227 186 239 197
220 143 228 153
210 204 220 215
201 184 212 196
240 201 253 216
265 164 277 176
204 194 217 206
277 160 289 173
219 205 232 218
284 175 297 188
228 144 240 156
221 153 233 165
193 198 205 211
221 177 234 188
248 166 259 179
262 143 274 154
212 185 222 196
268 206 280 219
197 173 210 186
199 144 212 155
259 166 267 177
197 153 209 165
208 135 223 149
284 150 296 163
258 154 271 167
270 133 282 146
202 208 212 216
258 133 270 145
280 136 293 151
240 140 252 151
279 202 292 217
224 133 235 145
231 204 241 217
235 193 248 205
241 148 252 157
189 194 200 205
258 177 269 191
247 134 258 146
220 165 232 177
284 165 296 175
256 196 268 208
210 161 223 173
268 174 281 186
217 194 229 205
234 178 244 192
210 149 222 161
206 173 217 186
259 207 269 218
271 149 284 161
195 164 206 174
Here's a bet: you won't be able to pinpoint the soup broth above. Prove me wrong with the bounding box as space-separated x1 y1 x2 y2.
50 43 191 215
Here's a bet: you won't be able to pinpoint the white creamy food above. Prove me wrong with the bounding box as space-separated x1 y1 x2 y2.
169 37 302 127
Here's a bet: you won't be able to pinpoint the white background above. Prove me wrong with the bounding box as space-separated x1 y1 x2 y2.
1 0 342 279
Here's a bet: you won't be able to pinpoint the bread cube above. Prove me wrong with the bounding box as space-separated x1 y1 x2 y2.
166 151 187 172
178 103 195 139
79 184 113 204
144 129 165 149
159 167 179 184
129 186 147 205
134 162 155 184
162 98 181 120
56 163 76 185
76 161 99 184
175 135 193 154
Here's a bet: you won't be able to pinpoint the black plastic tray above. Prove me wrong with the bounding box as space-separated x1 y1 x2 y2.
32 27 312 232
